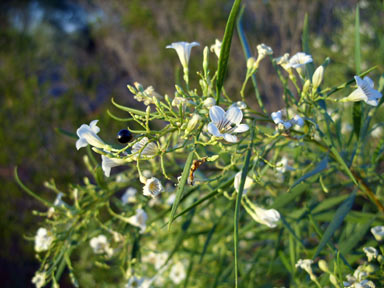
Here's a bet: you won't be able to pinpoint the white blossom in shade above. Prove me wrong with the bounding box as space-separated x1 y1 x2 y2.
363 247 378 262
276 157 294 173
101 155 127 177
76 120 106 150
271 110 292 129
275 53 291 71
291 114 304 128
203 97 216 109
169 262 186 285
234 172 254 195
287 52 313 69
295 259 314 275
207 105 249 143
257 43 273 59
127 208 148 233
121 187 137 204
248 205 280 228
47 192 65 217
343 266 376 288
341 76 382 106
89 234 113 257
166 41 200 69
34 228 54 252
131 137 158 159
210 39 222 58
371 126 383 138
32 272 46 288
229 101 247 110
371 226 384 241
143 177 163 198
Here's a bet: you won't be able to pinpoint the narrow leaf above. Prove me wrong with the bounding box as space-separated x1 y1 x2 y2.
353 6 362 138
314 190 356 257
301 13 314 77
168 150 194 229
290 157 328 190
216 0 242 104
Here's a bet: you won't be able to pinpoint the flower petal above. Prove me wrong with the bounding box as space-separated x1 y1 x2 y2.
232 124 249 133
363 76 375 88
224 133 238 143
90 120 100 134
207 122 222 137
225 106 243 125
209 106 226 123
76 138 88 150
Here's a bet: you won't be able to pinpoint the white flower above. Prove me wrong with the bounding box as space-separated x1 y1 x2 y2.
234 172 253 195
371 126 383 138
341 76 382 106
287 52 313 69
344 266 376 288
295 259 314 275
291 115 304 128
131 137 158 159
229 101 247 110
276 157 294 173
142 170 152 178
143 177 163 198
207 105 249 143
203 97 216 109
166 41 200 69
271 110 292 129
371 226 384 241
210 39 222 58
76 120 106 150
34 228 54 252
257 43 273 59
47 192 65 217
170 262 186 285
121 187 137 204
248 205 280 228
127 208 148 233
89 234 113 256
185 114 202 135
131 82 163 106
101 155 127 177
275 53 291 71
363 247 378 262
142 251 169 269
167 193 176 205
32 272 46 288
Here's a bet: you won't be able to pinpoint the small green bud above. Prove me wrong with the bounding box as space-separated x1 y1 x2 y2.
127 84 136 94
312 65 324 89
203 46 209 72
302 79 311 95
318 259 329 273
134 82 144 92
329 274 339 287
247 57 256 71
207 155 219 161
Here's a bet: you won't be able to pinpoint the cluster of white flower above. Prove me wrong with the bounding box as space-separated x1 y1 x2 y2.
34 227 54 252
271 110 304 130
89 234 114 257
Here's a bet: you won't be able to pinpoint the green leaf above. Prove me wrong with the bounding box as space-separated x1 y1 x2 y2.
330 146 358 185
353 6 362 138
234 127 253 287
111 98 148 117
291 157 328 190
314 190 356 258
339 217 375 255
271 183 309 209
216 0 242 104
168 150 194 230
302 13 314 78
56 127 77 139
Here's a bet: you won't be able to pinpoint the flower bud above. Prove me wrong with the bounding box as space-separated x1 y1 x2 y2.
127 84 137 94
203 46 209 72
134 82 144 92
302 79 311 95
185 114 202 135
329 274 338 287
312 65 324 89
247 57 256 70
318 260 329 273
203 97 216 108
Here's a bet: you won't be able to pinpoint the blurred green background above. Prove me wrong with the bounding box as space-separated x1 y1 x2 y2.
0 0 383 286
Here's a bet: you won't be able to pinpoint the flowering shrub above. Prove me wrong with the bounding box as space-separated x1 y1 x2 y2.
17 2 384 287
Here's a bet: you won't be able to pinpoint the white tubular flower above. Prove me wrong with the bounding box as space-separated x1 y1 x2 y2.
291 114 305 128
210 39 222 58
131 137 158 159
341 76 382 106
166 41 200 70
275 53 291 71
234 172 254 195
371 226 384 241
271 110 292 130
101 155 127 177
363 247 378 262
89 234 113 256
121 187 137 204
207 105 249 143
76 120 106 150
32 272 46 288
170 262 186 285
127 208 148 233
249 205 280 228
257 43 273 59
203 97 216 109
295 259 314 275
312 65 324 89
34 228 54 252
287 52 313 69
143 177 163 198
